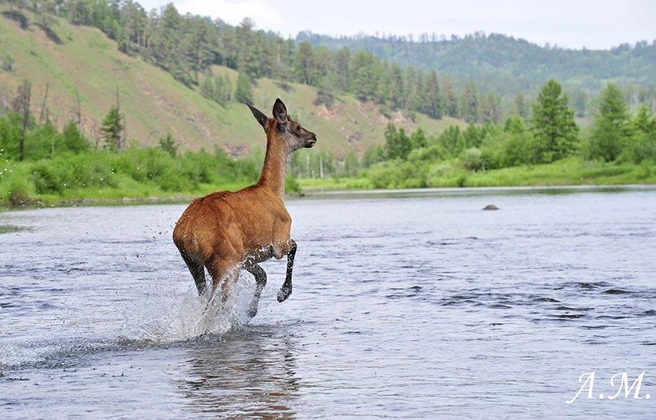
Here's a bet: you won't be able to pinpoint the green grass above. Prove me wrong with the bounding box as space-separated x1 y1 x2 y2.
463 159 656 187
298 177 372 190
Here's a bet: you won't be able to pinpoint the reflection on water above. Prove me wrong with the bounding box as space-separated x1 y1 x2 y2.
180 327 298 417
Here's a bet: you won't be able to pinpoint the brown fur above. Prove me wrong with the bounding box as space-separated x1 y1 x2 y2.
172 99 316 317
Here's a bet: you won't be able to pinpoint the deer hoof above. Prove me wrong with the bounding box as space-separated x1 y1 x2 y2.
247 305 258 318
277 287 292 303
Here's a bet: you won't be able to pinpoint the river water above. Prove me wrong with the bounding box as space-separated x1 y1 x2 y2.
1 187 655 419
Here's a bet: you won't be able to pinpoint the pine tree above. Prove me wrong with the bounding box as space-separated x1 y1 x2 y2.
627 106 656 163
460 80 479 123
235 18 260 80
531 79 579 163
388 63 405 109
187 16 218 83
633 105 655 134
294 41 316 85
442 77 458 118
61 121 90 153
151 4 192 85
12 79 32 161
423 70 443 119
384 123 412 160
234 72 253 104
405 67 424 114
514 93 530 119
588 83 632 162
159 132 177 157
349 51 377 101
411 127 428 149
463 124 483 149
101 106 124 151
12 80 28 160
332 47 350 92
438 125 463 157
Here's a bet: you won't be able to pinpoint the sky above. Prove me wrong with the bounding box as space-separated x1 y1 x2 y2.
137 0 656 50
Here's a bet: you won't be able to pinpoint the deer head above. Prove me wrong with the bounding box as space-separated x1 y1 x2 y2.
248 99 317 151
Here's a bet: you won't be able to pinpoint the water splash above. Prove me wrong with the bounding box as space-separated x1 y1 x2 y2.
117 275 257 343
0 275 260 371
0 343 58 369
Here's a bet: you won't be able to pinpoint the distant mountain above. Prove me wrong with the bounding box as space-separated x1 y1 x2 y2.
297 31 656 95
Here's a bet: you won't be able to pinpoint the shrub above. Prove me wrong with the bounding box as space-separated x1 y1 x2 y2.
407 145 447 162
624 131 656 164
461 148 484 171
8 175 32 205
285 174 301 194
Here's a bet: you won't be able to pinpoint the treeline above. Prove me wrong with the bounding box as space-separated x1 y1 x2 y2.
299 31 656 101
364 80 656 188
290 80 656 187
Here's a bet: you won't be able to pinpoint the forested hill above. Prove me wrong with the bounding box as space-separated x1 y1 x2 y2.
0 3 460 155
297 32 656 95
1 1 655 156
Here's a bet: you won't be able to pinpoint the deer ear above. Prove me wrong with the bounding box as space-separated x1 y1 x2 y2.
248 103 268 131
272 98 287 124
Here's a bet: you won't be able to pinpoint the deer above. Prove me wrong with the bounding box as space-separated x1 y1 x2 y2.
172 98 317 318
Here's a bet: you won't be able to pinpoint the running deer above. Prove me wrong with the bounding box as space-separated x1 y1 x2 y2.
172 99 317 317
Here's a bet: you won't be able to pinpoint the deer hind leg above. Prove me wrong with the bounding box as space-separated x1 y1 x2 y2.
179 251 207 296
207 258 242 306
277 240 297 303
245 263 267 318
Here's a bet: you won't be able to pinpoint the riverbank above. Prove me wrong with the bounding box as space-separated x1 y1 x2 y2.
2 158 655 208
298 158 656 191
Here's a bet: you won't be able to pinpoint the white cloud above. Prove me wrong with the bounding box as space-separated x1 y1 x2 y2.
175 0 283 29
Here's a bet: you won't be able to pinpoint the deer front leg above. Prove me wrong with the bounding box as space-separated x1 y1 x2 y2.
245 263 267 317
277 240 297 303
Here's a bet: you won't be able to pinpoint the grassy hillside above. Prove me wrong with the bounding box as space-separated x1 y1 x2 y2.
0 7 459 157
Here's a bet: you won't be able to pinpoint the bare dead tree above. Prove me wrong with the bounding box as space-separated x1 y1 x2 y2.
115 86 124 150
91 122 101 149
12 79 31 161
39 82 49 125
74 89 82 126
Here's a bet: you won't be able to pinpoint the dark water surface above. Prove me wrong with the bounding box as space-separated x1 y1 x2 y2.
1 187 655 419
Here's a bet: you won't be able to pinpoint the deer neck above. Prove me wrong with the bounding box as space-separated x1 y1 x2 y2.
257 135 289 198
